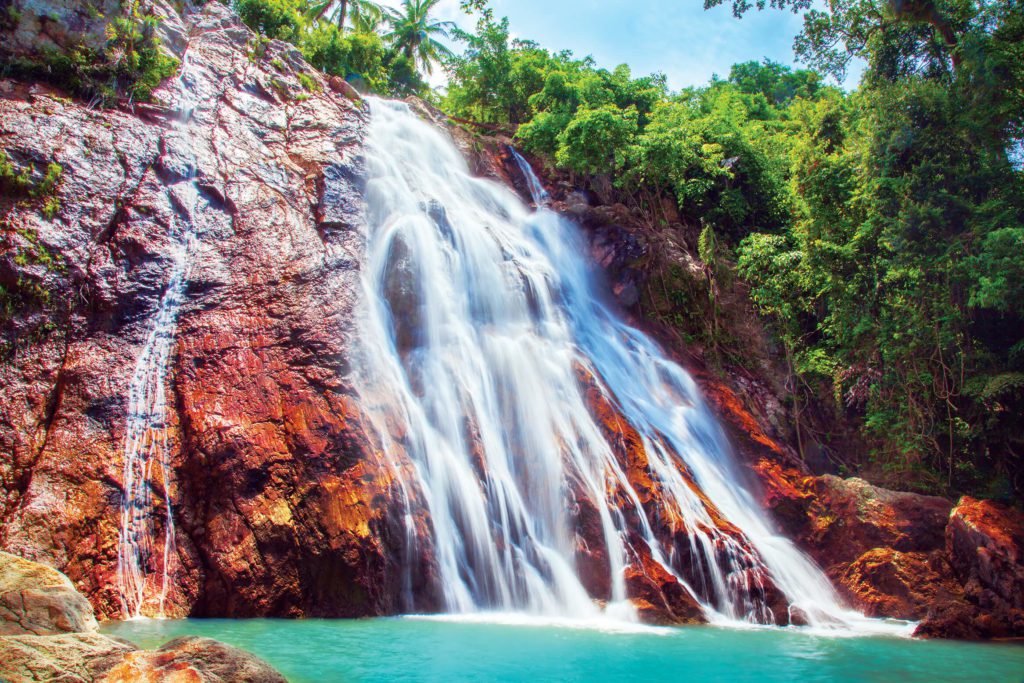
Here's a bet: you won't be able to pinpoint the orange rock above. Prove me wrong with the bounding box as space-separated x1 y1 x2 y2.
834 548 962 620
947 496 1024 610
623 551 704 625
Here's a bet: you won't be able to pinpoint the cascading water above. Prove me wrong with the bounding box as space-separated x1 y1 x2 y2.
508 147 549 206
353 98 909 634
116 53 201 620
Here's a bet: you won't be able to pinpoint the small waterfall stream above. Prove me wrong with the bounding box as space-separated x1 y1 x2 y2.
116 53 201 620
508 148 549 206
353 98 909 634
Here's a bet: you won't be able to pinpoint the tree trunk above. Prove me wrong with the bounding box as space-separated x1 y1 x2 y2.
338 0 349 31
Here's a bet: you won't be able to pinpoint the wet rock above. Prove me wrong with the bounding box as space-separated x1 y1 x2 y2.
102 636 287 682
0 1 402 622
834 548 962 620
381 233 423 356
624 555 705 625
947 497 1024 610
0 551 98 636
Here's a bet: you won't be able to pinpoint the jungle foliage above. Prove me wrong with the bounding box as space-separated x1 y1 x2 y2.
235 0 455 96
442 0 1024 499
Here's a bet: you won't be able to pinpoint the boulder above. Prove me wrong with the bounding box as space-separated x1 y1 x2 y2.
0 551 98 636
0 632 136 683
328 76 362 102
946 496 1024 610
624 556 705 626
833 548 962 620
915 497 1024 639
101 636 287 683
802 476 953 570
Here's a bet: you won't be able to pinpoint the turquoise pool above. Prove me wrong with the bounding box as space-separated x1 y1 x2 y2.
102 616 1024 682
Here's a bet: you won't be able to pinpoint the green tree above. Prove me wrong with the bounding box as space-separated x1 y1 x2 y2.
236 0 303 41
383 0 456 74
554 104 639 175
304 0 384 33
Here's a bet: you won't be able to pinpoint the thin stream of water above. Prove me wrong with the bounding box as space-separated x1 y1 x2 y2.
116 52 201 620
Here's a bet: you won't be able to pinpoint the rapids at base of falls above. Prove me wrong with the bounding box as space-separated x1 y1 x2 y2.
349 97 908 635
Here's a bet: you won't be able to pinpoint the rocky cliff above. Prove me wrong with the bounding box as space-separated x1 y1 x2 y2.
0 1 406 621
0 0 1022 639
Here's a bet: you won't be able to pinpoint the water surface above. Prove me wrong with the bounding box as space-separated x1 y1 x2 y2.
103 617 1024 682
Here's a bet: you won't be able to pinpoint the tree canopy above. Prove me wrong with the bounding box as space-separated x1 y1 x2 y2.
441 0 1024 499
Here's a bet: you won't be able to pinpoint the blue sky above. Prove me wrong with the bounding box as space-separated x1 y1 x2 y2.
381 0 863 91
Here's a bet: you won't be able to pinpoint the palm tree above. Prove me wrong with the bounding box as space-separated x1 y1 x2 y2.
383 0 455 74
305 0 383 33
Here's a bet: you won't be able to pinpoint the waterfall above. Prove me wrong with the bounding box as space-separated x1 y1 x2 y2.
116 53 201 620
508 147 549 206
352 98 908 634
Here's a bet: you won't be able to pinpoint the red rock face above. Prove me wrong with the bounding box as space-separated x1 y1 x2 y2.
0 4 412 620
913 497 1024 638
947 497 1024 610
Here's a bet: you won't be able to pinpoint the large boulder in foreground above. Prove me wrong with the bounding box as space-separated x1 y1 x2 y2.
102 636 287 683
0 551 98 635
0 553 287 682
0 632 137 683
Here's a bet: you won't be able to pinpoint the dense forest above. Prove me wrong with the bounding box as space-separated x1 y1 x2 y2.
6 0 1021 500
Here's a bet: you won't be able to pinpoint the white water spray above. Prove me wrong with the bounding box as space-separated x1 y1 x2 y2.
116 53 201 620
354 99 909 635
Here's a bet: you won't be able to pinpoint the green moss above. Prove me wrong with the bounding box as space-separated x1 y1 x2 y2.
297 72 319 93
0 220 65 341
1 153 64 220
0 150 34 196
0 7 179 106
269 77 291 100
248 36 271 64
